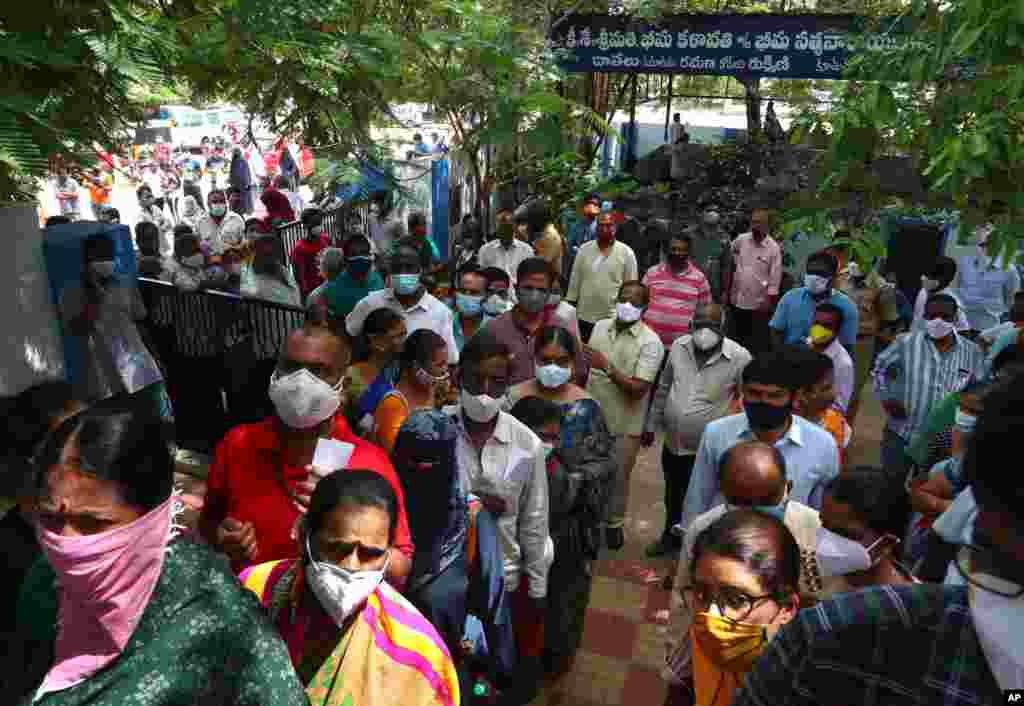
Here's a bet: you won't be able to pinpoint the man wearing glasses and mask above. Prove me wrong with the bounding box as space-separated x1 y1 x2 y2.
733 374 1024 704
199 325 415 586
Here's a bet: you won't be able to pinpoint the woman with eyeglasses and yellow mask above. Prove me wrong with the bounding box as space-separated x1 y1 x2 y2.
677 509 801 706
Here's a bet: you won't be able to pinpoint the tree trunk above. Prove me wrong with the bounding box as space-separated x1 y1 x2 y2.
740 77 762 139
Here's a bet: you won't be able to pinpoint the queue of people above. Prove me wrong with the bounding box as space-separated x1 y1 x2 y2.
8 199 1023 706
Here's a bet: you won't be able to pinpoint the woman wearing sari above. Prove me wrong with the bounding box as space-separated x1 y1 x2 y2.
241 469 460 706
346 307 406 435
508 326 616 677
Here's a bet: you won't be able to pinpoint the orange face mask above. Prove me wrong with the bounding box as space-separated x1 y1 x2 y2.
692 610 769 673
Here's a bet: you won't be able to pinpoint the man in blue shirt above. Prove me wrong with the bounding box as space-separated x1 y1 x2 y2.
678 348 840 534
770 250 859 353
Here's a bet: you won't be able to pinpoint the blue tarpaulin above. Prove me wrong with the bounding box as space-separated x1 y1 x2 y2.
334 161 394 203
431 159 450 258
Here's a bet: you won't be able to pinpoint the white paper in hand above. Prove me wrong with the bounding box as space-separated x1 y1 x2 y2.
312 439 355 476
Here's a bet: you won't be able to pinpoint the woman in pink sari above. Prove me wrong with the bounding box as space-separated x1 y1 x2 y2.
241 470 460 706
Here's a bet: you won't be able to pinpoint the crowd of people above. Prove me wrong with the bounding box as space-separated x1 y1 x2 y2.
4 195 1024 706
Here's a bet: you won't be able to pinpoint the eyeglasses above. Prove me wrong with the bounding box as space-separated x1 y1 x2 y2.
954 545 1024 597
680 582 780 622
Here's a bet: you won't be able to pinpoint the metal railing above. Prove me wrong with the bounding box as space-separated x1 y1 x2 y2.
139 277 307 452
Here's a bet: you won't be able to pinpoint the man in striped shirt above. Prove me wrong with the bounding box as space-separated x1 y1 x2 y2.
872 293 982 479
642 232 712 346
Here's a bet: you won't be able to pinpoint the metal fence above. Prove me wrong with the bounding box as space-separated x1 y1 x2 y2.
139 277 307 452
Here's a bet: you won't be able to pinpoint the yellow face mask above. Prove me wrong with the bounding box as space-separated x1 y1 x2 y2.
692 610 769 673
807 324 835 346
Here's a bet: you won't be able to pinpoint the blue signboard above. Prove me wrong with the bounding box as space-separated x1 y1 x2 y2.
549 13 908 80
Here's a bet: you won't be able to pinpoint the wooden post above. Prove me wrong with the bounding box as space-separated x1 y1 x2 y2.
664 75 674 143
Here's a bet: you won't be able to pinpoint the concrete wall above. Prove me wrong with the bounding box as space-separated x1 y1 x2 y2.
0 205 65 396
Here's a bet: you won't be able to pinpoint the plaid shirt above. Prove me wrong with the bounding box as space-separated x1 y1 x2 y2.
733 584 1003 706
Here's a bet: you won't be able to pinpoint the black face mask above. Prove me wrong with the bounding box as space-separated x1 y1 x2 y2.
669 255 689 270
744 399 792 432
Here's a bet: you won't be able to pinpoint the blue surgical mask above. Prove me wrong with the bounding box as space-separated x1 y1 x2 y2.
536 363 571 389
392 273 420 296
955 408 977 434
456 292 484 317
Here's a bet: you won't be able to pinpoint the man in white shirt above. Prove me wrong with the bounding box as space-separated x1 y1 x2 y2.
644 302 752 556
195 189 246 256
585 281 664 549
477 208 534 287
346 243 460 365
567 210 638 342
445 330 551 640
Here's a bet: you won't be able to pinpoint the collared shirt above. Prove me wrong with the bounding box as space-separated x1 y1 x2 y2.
769 287 860 350
641 262 712 344
979 320 1016 348
646 336 751 454
324 270 385 321
484 308 581 386
957 253 1021 330
346 288 459 364
201 415 414 574
585 319 664 436
820 338 855 413
732 584 1002 706
730 232 782 311
446 408 551 598
681 413 840 532
477 240 535 285
872 330 982 440
567 240 639 324
452 312 491 352
912 286 971 332
196 211 246 255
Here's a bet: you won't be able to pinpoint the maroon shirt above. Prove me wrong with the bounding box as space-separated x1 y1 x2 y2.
485 309 587 386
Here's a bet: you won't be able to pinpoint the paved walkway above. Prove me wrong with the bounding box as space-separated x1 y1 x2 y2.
173 390 886 706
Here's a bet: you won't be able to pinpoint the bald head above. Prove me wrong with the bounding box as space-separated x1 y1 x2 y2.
279 325 352 384
720 441 788 507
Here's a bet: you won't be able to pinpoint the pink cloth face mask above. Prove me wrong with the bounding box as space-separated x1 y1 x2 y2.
35 495 175 697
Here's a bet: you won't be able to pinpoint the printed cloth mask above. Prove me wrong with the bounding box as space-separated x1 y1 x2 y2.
743 399 791 432
461 389 503 423
807 324 835 347
692 327 722 352
921 275 941 291
804 274 830 295
415 366 449 390
209 204 227 217
89 260 116 279
517 288 547 314
347 256 372 277
536 363 571 389
305 536 388 628
456 293 484 317
269 368 341 429
392 273 421 296
483 294 511 316
692 608 770 673
926 317 955 340
815 526 889 577
616 301 643 323
35 495 175 696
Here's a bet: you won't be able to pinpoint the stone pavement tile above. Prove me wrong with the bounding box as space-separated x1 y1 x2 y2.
595 558 664 585
623 664 667 706
548 651 629 706
589 575 650 621
579 609 639 660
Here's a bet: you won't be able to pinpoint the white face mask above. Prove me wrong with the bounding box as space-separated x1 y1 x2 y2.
925 317 955 340
89 260 116 278
692 327 722 351
183 253 205 269
815 526 889 577
460 388 503 423
615 301 643 323
268 369 342 429
305 536 388 627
